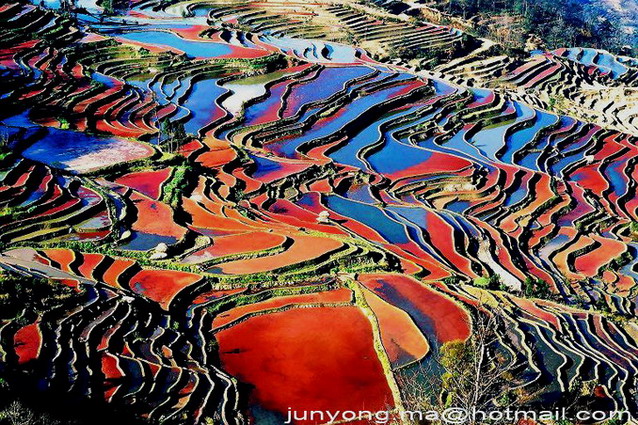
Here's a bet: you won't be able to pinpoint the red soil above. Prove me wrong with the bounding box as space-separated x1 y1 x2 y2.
182 198 256 235
388 150 473 181
178 139 203 158
554 234 594 280
232 167 262 193
213 288 352 329
614 274 635 296
102 257 137 289
210 234 343 275
216 306 395 424
0 40 38 69
14 322 42 364
378 243 449 281
574 236 625 277
77 253 106 279
264 199 347 235
52 278 82 290
359 274 471 344
192 288 247 306
360 286 429 368
195 138 237 168
571 164 608 195
115 168 172 200
128 269 202 310
182 231 287 264
129 191 186 239
101 353 124 380
422 210 476 277
41 248 75 272
80 33 108 43
308 178 333 193
512 297 559 329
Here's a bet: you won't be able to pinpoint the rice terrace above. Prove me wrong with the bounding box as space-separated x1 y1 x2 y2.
0 0 637 423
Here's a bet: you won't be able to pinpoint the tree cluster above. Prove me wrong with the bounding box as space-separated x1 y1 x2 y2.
440 0 631 54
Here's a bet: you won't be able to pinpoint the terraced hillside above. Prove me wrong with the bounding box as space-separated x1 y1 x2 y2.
1 0 638 423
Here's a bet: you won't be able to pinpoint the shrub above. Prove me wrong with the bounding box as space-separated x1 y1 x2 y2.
472 274 500 289
162 165 192 208
522 276 551 299
443 275 464 285
594 295 610 313
0 270 84 320
101 0 114 14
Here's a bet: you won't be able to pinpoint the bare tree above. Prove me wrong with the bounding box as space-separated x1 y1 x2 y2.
396 308 518 425
1 401 37 425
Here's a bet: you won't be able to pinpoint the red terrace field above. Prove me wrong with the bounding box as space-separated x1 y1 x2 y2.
249 79 297 126
231 168 262 194
605 272 635 296
13 322 42 365
191 287 246 306
182 231 287 264
101 353 125 381
194 138 236 168
391 241 451 281
37 248 75 272
128 269 202 310
358 274 471 344
0 40 38 69
115 168 172 200
101 353 125 402
211 172 235 200
263 199 347 236
570 164 609 195
128 191 186 239
208 234 343 275
511 297 560 330
560 184 595 225
248 155 313 183
101 257 137 289
177 139 203 159
420 209 476 277
191 27 269 59
500 172 552 234
553 234 595 280
468 219 528 283
212 287 352 329
79 33 108 43
573 235 626 277
386 150 473 182
37 249 97 281
76 253 106 279
360 286 429 369
182 197 258 235
52 278 82 290
216 306 395 424
27 248 198 309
